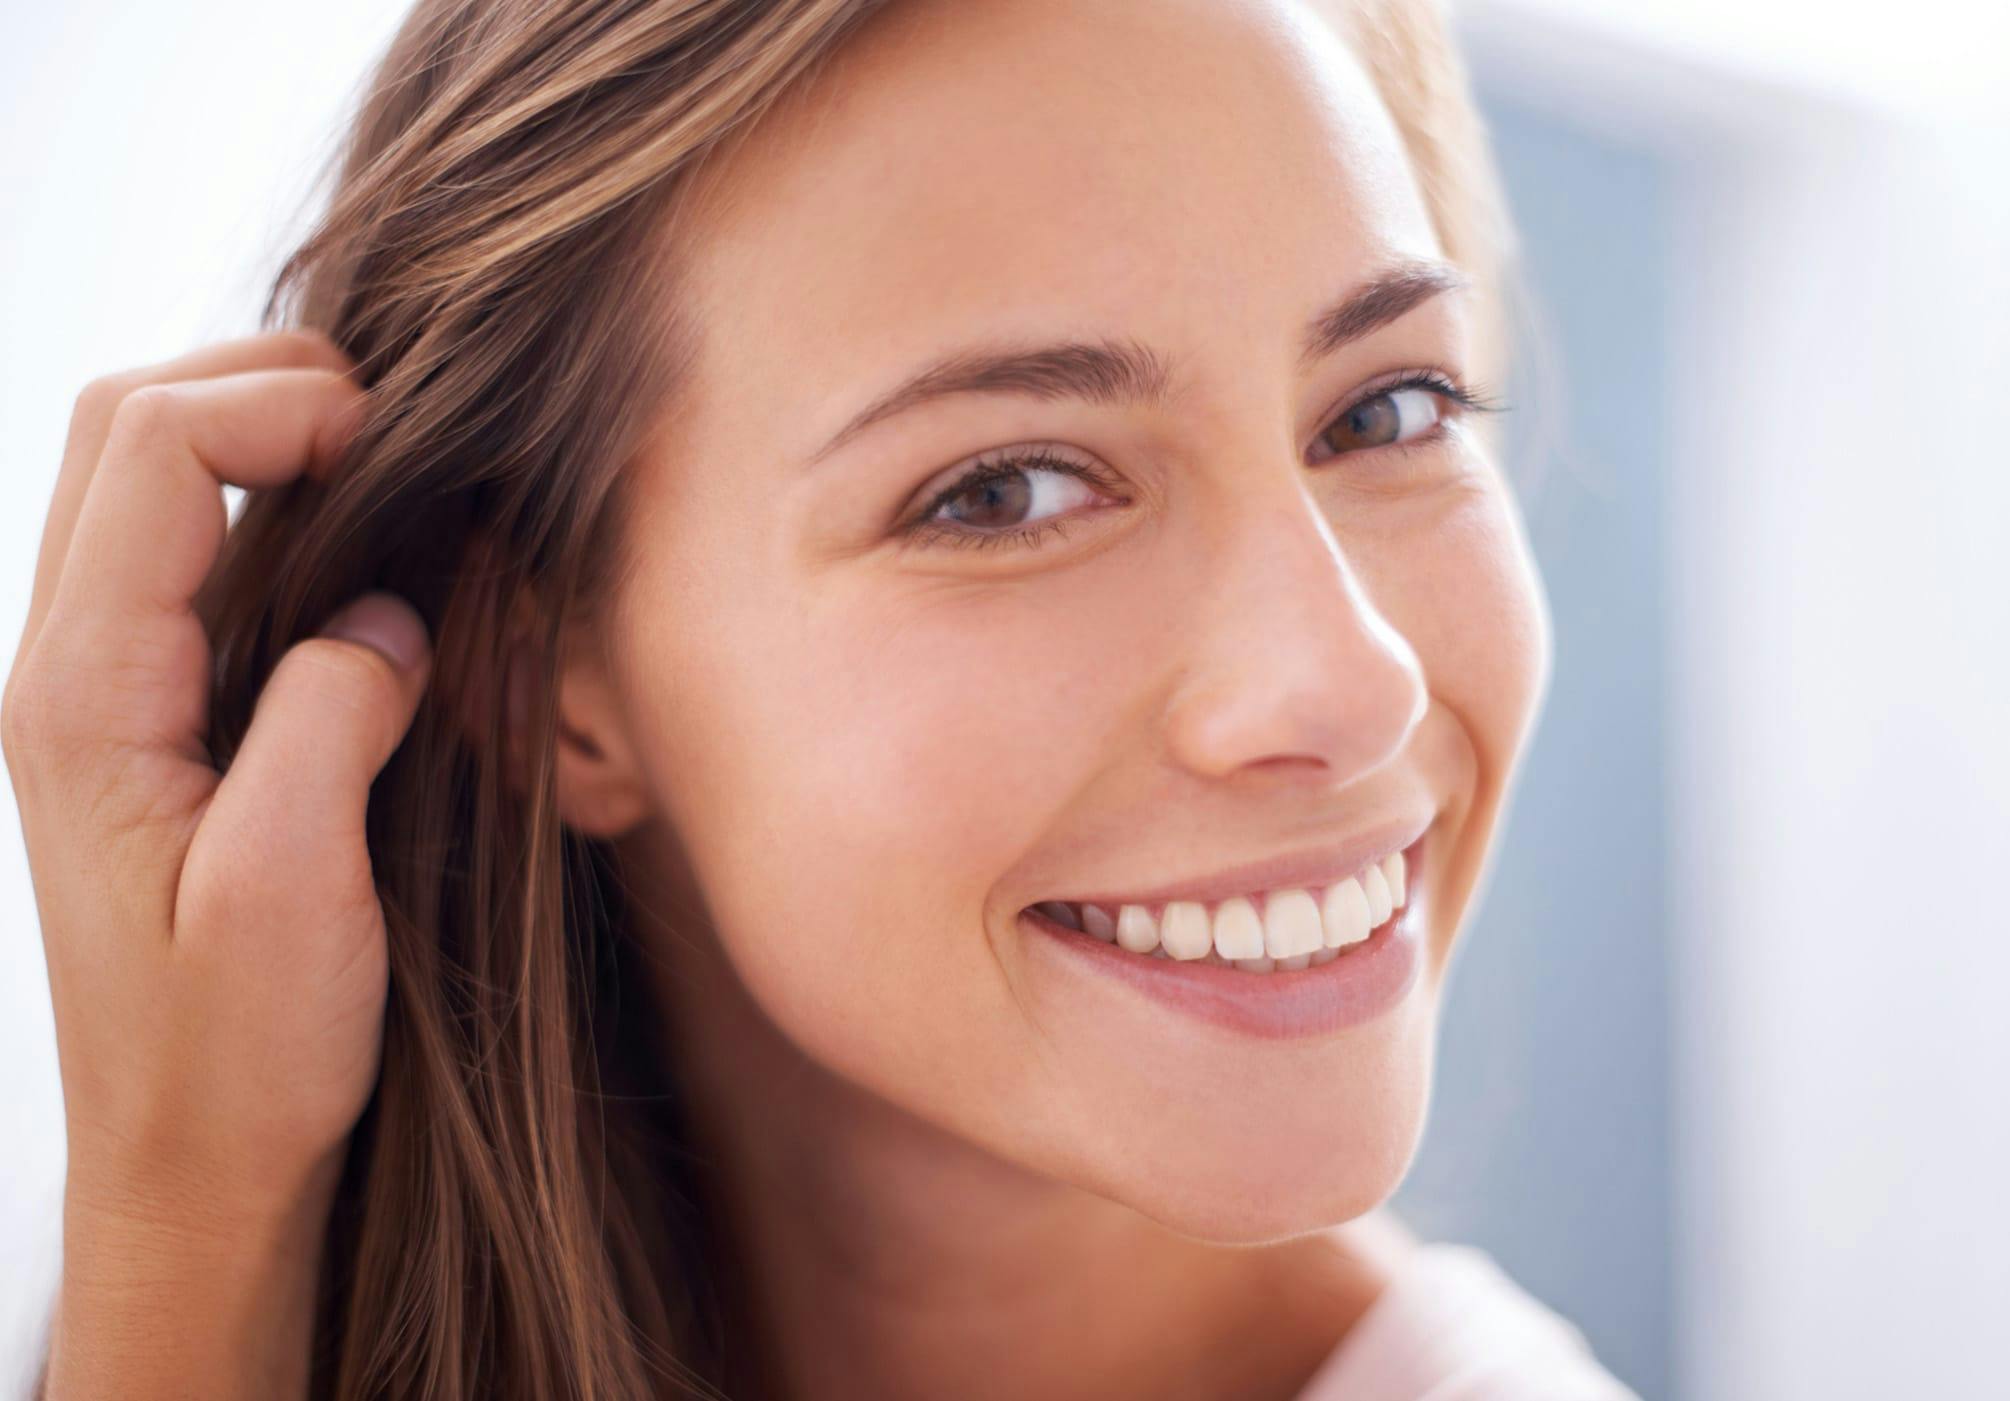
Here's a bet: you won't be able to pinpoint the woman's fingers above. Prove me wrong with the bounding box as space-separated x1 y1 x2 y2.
188 593 431 958
0 339 428 1380
21 330 354 659
31 367 368 766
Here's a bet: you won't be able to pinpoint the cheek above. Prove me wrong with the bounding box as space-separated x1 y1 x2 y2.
629 567 1124 1100
1364 471 1551 785
1346 468 1550 985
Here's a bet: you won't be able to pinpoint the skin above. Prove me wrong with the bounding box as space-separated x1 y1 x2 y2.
5 333 430 1398
553 1 1553 1397
5 0 1548 1396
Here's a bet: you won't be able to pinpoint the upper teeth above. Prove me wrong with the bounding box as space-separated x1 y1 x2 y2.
1038 849 1409 971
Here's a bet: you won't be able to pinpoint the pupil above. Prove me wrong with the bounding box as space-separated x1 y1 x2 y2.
953 471 1030 528
1345 393 1399 447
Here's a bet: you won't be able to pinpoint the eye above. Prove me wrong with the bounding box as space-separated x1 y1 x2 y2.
1324 386 1439 451
1310 370 1500 469
899 446 1127 553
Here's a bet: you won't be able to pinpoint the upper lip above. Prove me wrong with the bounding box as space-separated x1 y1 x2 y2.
1037 813 1433 911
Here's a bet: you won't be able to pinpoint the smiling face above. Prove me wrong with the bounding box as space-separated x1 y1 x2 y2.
576 0 1551 1242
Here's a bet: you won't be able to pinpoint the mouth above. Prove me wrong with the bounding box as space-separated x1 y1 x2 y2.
1019 832 1425 974
1017 832 1429 1039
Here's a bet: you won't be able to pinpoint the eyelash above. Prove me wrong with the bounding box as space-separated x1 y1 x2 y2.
900 370 1503 554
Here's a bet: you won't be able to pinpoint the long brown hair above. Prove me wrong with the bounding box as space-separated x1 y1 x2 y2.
193 1 1513 1396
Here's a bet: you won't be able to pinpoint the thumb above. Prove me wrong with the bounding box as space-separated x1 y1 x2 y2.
202 591 432 880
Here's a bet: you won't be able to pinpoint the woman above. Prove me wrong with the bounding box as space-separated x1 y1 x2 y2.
4 0 1638 1396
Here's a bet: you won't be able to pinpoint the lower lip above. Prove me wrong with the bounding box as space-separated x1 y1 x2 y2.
1019 838 1426 1041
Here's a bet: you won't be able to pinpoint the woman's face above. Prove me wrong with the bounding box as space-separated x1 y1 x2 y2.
591 0 1550 1241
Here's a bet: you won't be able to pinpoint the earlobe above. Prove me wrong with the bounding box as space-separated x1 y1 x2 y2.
541 633 656 839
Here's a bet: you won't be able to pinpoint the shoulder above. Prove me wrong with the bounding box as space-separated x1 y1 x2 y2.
1292 1218 1642 1401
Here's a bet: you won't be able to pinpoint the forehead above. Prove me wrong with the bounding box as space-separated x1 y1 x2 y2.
668 0 1442 440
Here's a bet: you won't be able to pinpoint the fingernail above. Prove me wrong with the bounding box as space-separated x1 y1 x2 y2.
322 591 428 671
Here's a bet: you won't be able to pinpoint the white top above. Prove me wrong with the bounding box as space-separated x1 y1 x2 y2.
1292 1243 1641 1400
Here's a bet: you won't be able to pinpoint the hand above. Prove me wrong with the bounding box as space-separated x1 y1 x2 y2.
2 330 433 1396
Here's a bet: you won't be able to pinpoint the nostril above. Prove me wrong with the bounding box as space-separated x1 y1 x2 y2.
1244 753 1330 776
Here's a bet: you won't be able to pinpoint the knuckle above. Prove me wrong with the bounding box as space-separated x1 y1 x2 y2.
275 638 401 729
0 673 108 789
1 665 63 768
106 382 185 444
0 696 27 777
1 635 129 767
68 371 141 438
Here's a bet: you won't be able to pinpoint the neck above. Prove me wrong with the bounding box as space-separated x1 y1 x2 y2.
625 862 1406 1401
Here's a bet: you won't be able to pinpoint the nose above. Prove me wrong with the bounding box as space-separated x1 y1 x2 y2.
1161 488 1427 788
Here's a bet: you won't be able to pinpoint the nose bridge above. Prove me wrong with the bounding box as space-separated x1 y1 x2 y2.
1164 476 1427 786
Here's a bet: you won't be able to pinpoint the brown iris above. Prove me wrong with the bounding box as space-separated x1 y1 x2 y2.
1323 390 1405 453
940 469 1032 529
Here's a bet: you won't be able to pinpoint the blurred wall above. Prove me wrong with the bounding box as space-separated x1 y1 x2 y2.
1391 88 1675 1401
1462 5 2010 1398
1663 109 2010 1401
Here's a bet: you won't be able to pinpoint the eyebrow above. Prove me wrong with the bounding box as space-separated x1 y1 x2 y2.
803 257 1470 468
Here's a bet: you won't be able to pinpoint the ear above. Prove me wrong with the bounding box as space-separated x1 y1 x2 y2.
548 630 655 840
494 592 656 839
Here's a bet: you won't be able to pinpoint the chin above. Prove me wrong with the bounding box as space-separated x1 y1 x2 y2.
1053 1007 1437 1245
1118 1155 1415 1247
